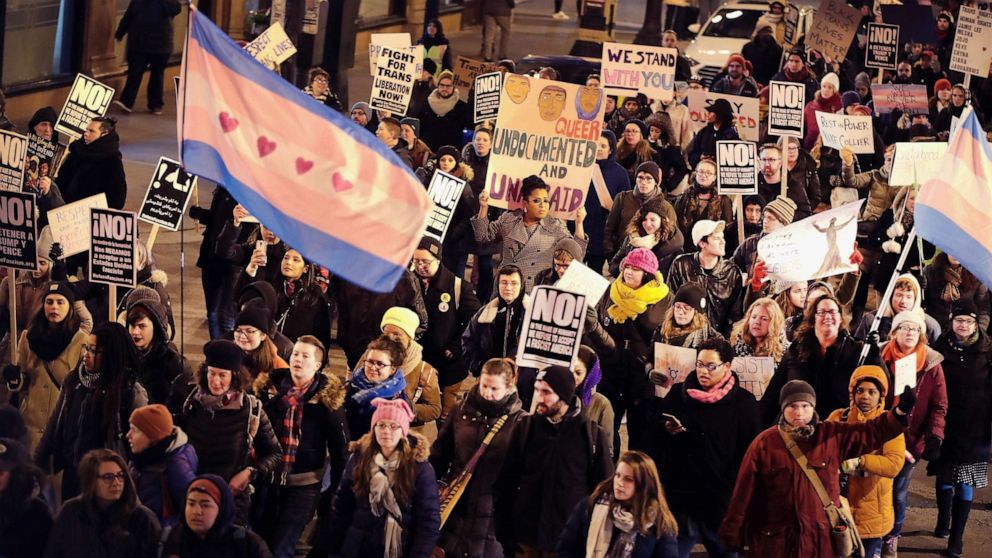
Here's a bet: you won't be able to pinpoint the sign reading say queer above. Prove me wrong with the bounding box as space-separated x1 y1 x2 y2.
600 42 678 102
687 90 760 141
517 286 587 369
0 130 27 192
424 170 466 243
89 207 137 288
486 75 605 220
55 74 114 139
815 112 874 154
0 190 38 271
806 0 861 62
138 157 198 231
474 72 503 123
716 141 758 195
370 46 419 116
865 23 899 70
768 81 805 137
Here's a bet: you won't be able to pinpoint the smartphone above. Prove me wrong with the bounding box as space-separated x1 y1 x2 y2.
661 413 684 429
255 240 267 266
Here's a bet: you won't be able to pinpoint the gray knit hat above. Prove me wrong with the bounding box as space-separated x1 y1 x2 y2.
764 196 798 225
780 379 816 410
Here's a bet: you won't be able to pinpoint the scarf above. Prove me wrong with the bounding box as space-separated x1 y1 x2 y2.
686 370 735 403
369 451 404 558
778 413 818 439
27 322 75 362
882 340 927 373
607 273 669 323
349 368 407 413
587 495 641 558
952 330 980 349
193 389 243 414
467 384 518 417
427 90 459 117
628 233 659 249
579 360 603 408
941 266 962 303
632 185 661 204
131 431 176 469
275 378 316 484
784 66 811 83
78 365 101 389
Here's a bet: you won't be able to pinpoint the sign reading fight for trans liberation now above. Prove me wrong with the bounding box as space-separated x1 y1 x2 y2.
424 170 466 243
370 46 419 116
369 33 411 76
244 22 297 69
758 200 864 282
89 208 137 288
0 190 38 271
474 72 502 123
806 0 861 62
600 42 678 102
768 81 805 137
686 90 760 142
865 23 900 70
0 130 27 192
731 356 776 401
871 84 929 115
815 112 874 154
486 75 605 220
55 74 114 139
138 157 198 231
48 193 108 257
950 6 992 77
517 286 587 369
889 142 948 187
716 141 758 195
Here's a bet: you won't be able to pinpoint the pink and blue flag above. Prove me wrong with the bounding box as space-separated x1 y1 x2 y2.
178 7 432 292
916 108 992 290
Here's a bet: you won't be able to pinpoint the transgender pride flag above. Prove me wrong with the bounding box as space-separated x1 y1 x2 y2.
916 108 992 290
178 7 432 292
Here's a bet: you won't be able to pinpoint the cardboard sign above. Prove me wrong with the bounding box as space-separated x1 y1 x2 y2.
950 6 992 77
865 23 900 71
556 260 611 308
369 33 411 76
815 112 874 154
244 22 297 69
474 72 502 124
486 75 604 220
89 208 136 287
731 356 776 401
138 157 198 231
653 343 697 398
600 42 678 102
686 90 760 142
24 134 58 193
370 46 419 116
783 7 800 47
806 0 861 62
888 142 948 187
424 170 466 243
871 84 929 116
0 190 38 271
894 353 918 393
47 193 108 257
453 56 498 98
517 286 587 369
768 81 805 138
716 141 758 195
758 200 864 282
0 130 27 192
55 74 114 139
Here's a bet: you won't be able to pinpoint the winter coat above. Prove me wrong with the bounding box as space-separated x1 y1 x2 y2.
0 495 53 558
673 188 735 253
424 160 479 261
188 186 239 269
770 69 820 105
718 411 907 557
114 0 182 54
586 392 615 456
841 166 897 223
417 264 482 387
687 124 740 168
128 427 198 526
667 253 744 333
54 132 127 208
557 500 679 558
609 231 684 280
461 295 531 376
594 283 670 398
710 75 760 98
742 37 783 86
0 272 48 350
460 144 490 198
922 264 991 332
391 138 415 170
586 154 632 259
408 79 434 121
430 387 525 558
757 171 813 223
802 92 844 149
217 224 288 287
419 94 470 152
603 190 677 258
136 340 189 410
880 342 948 459
409 138 434 170
326 432 441 558
43 496 161 558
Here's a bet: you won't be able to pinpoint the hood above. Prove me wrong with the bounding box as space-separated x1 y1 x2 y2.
238 280 279 315
881 273 922 318
168 426 191 452
183 473 235 538
254 369 346 411
846 365 889 417
28 106 59 142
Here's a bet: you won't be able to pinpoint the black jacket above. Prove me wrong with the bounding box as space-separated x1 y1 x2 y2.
391 138 415 170
416 265 482 386
114 0 182 55
757 171 812 222
667 253 744 334
43 496 161 558
137 340 190 411
0 495 53 558
189 186 240 269
557 500 679 558
418 97 470 152
55 133 127 208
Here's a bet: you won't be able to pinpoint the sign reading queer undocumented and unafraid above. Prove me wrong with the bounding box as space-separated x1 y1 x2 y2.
600 42 678 102
686 90 760 142
486 75 605 220
55 74 114 139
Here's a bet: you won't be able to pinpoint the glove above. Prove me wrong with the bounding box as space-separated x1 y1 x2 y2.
2 364 20 383
882 239 902 254
886 222 905 239
895 385 917 416
841 457 861 474
849 241 864 266
649 369 672 388
840 147 854 167
750 260 768 293
48 242 63 262
922 436 942 461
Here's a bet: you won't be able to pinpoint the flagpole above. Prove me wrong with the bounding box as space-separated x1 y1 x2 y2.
857 226 918 366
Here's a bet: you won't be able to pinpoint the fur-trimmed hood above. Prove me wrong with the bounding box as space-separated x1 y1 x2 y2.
348 430 431 462
252 368 346 411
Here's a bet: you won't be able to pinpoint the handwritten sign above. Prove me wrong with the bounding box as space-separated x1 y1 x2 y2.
244 22 297 69
768 81 805 138
806 0 861 62
950 6 992 77
424 170 466 243
0 130 27 192
55 74 114 139
370 46 420 116
889 142 948 187
687 90 760 142
600 42 678 102
138 157 197 231
716 141 758 195
871 84 928 116
89 208 137 288
758 200 864 282
453 57 498 99
474 72 503 123
47 193 108 257
894 353 918 393
556 260 611 308
731 356 776 400
653 343 697 398
815 112 874 154
865 23 900 70
517 286 587 369
0 190 38 271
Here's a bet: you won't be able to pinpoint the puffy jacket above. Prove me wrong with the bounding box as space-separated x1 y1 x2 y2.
603 189 677 258
43 496 161 558
841 166 897 223
129 427 198 526
461 295 531 376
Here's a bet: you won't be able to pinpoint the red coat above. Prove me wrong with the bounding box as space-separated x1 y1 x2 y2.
719 412 905 557
802 91 844 150
882 343 948 458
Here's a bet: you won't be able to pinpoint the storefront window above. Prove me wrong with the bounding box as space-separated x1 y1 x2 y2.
3 0 78 87
359 0 405 24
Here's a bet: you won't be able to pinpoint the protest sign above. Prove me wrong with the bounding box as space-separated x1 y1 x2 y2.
474 72 502 123
55 74 114 139
0 190 38 271
369 33 411 76
758 200 864 282
244 22 297 69
783 7 800 47
768 81 805 137
731 356 776 401
556 260 611 308
453 56 498 98
138 157 198 231
302 0 320 34
24 134 58 193
89 208 136 288
686 90 760 141
865 23 900 71
600 42 678 102
806 0 861 62
48 193 108 257
653 343 697 398
370 46 419 115
424 170 466 243
716 141 758 195
486 75 604 219
517 286 587 369
889 142 948 187
270 0 285 25
0 130 27 192
894 353 918 393
871 84 929 115
815 112 874 154
950 6 992 77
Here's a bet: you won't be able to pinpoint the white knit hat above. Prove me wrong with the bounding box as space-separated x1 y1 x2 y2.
890 310 926 335
821 72 840 91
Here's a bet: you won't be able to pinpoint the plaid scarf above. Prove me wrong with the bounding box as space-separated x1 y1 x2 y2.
276 380 313 484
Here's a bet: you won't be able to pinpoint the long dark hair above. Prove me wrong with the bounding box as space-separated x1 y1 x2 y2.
27 290 80 336
78 449 138 533
350 433 419 506
586 451 677 537
89 323 140 433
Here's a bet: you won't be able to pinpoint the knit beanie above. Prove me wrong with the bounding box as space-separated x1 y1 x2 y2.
764 195 798 225
436 145 461 164
126 286 169 337
417 236 442 259
937 11 954 24
350 101 371 121
553 237 584 261
235 305 270 333
625 118 649 137
130 404 174 443
0 404 26 439
43 281 75 305
821 72 840 91
203 339 245 371
400 117 421 138
950 299 978 321
37 227 54 262
780 379 816 410
934 79 952 94
708 99 734 123
370 398 415 436
622 247 660 275
188 477 224 506
601 130 618 156
841 91 861 109
635 161 660 185
890 310 927 335
380 306 419 340
536 365 577 404
854 72 871 90
673 282 707 314
437 69 455 84
0 438 28 471
727 54 746 68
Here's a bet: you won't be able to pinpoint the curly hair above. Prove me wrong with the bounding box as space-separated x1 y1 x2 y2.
730 298 788 362
624 205 678 243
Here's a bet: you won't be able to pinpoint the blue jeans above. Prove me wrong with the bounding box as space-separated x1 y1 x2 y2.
888 459 916 538
863 537 883 557
676 515 737 558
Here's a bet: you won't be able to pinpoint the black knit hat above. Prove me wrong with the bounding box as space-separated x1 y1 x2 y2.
950 299 978 321
43 281 75 305
624 118 649 138
417 236 442 259
203 340 245 371
436 145 460 164
423 59 438 75
635 161 660 185
673 282 707 314
780 379 816 410
536 365 576 403
235 305 271 333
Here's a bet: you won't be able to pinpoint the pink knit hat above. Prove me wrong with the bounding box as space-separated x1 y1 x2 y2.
370 398 415 436
622 247 659 275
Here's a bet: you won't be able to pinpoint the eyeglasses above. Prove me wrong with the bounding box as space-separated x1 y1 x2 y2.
374 422 402 431
815 310 840 319
82 345 102 354
437 82 454 89
411 258 435 266
234 327 260 338
97 472 127 484
952 317 977 326
312 77 328 84
695 361 725 372
695 170 715 177
366 359 393 370
897 325 921 334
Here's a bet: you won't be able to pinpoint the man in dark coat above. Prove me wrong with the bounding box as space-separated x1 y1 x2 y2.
53 117 127 208
189 186 241 339
114 0 183 114
667 220 744 335
756 143 812 222
461 265 529 376
419 70 470 152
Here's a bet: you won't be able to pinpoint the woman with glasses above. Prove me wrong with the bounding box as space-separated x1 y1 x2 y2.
603 161 677 264
609 198 684 279
729 298 790 367
36 322 148 501
922 252 990 334
615 119 661 184
303 66 344 112
654 283 723 349
231 306 289 380
345 336 413 440
44 448 160 557
327 398 440 558
673 159 734 253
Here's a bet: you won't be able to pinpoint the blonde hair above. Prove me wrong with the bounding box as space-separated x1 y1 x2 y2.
730 297 787 362
659 305 709 341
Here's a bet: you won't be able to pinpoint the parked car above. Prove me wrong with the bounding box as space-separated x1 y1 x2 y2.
514 55 600 85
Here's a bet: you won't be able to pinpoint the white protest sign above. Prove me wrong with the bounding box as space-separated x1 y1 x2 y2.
716 141 758 195
653 343 697 398
517 286 587 369
55 74 114 139
950 6 992 77
768 81 805 138
89 208 137 288
807 0 861 62
865 23 900 70
0 190 38 271
731 356 776 401
686 90 760 142
600 42 678 102
270 0 286 26
369 33 412 76
0 130 27 192
815 112 874 154
370 46 419 116
474 72 502 124
894 353 918 393
556 260 611 308
424 170 466 243
138 157 198 231
889 142 948 187
758 200 864 282
47 193 108 257
244 22 297 69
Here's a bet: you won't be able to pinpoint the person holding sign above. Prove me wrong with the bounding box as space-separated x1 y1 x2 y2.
802 72 843 150
687 99 740 167
460 265 529 376
54 117 127 209
729 297 791 367
771 49 820 105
